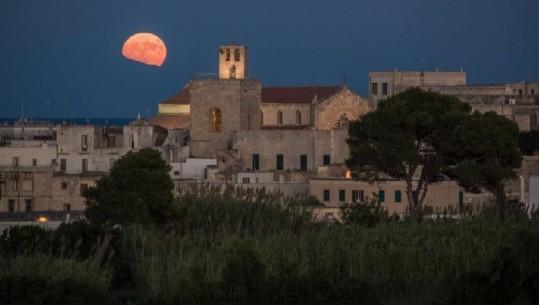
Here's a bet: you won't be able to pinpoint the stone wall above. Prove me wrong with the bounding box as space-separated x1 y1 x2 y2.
232 129 349 172
189 79 261 158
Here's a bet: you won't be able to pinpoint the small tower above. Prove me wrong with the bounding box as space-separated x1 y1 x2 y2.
219 45 248 80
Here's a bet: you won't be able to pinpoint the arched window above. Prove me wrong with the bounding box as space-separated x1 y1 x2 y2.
211 108 222 132
277 111 283 125
334 113 350 130
234 49 241 61
296 111 302 125
225 49 231 61
229 65 236 79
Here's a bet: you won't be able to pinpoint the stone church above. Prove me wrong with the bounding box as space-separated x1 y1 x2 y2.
152 45 372 181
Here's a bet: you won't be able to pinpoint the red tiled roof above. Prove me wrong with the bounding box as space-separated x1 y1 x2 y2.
161 86 190 105
261 86 342 104
147 114 190 130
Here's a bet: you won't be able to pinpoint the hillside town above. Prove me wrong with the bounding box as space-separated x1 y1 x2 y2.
1 45 539 222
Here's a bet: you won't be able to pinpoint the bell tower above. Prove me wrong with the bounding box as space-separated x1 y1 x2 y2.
219 45 248 80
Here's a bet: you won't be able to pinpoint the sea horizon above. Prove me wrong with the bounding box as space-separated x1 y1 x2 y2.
0 117 137 126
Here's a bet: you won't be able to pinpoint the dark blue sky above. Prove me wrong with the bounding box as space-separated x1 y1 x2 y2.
1 0 538 118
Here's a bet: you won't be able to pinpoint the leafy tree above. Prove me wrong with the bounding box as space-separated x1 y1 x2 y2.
445 111 522 221
346 88 471 221
83 148 175 266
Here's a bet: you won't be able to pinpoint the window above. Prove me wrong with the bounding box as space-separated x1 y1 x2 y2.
225 48 230 61
300 155 307 171
519 89 523 96
382 83 388 95
395 190 402 203
12 180 19 191
323 189 330 201
80 183 88 195
339 189 346 202
61 182 68 190
60 159 67 171
25 199 32 212
229 65 236 79
459 191 464 208
8 200 15 212
277 111 283 125
51 159 56 165
234 48 240 61
252 154 260 171
276 154 284 170
130 134 135 148
63 204 71 212
334 113 350 130
352 190 364 203
378 190 385 203
82 159 88 172
211 108 222 132
173 171 180 176
371 83 378 96
13 157 19 166
323 155 331 166
532 89 535 95
81 135 88 151
242 177 250 184
296 111 301 125
32 159 37 166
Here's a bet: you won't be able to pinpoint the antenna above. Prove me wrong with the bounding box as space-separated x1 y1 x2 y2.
21 102 24 122
70 100 73 124
342 74 347 86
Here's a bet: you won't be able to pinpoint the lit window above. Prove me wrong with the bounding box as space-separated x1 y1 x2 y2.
211 108 222 132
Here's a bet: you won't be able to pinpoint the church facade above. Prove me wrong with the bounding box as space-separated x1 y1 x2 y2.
158 45 373 181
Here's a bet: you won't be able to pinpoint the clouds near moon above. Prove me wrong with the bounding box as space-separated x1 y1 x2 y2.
122 33 167 67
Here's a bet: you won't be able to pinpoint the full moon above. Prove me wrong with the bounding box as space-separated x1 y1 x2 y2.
122 33 167 67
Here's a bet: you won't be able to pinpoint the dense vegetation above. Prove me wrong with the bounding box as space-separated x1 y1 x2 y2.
1 185 539 305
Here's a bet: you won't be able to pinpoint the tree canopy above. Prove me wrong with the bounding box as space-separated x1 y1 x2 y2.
84 148 175 225
346 88 522 221
83 147 175 265
445 111 522 220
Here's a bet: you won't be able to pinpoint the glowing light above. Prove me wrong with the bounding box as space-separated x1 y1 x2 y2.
36 216 48 223
122 33 167 67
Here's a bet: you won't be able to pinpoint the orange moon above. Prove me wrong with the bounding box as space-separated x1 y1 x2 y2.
122 33 167 67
